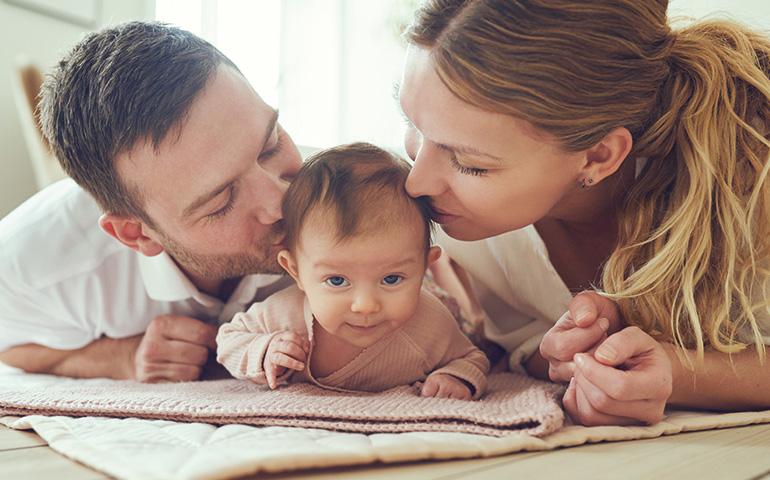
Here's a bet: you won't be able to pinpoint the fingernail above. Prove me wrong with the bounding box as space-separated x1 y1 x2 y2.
568 377 575 389
596 344 617 362
574 354 586 368
598 317 610 331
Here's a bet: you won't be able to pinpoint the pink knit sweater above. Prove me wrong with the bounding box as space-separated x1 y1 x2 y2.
217 285 490 399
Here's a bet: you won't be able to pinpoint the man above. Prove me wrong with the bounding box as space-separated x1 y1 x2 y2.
0 22 301 382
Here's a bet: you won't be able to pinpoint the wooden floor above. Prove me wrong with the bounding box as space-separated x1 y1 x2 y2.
4 423 770 480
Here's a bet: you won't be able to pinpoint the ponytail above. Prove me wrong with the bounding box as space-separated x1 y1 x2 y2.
604 20 770 363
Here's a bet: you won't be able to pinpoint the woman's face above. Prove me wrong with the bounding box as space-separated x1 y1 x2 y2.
399 45 587 241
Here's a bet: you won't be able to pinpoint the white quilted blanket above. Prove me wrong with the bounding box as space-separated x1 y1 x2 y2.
3 364 770 480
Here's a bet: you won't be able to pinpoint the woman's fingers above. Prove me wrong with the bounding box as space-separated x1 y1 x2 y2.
562 378 578 422
548 359 576 383
573 380 643 426
569 291 601 327
574 368 665 424
541 316 610 363
574 351 670 402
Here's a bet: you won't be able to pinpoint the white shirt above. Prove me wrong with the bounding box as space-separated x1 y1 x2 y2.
0 179 291 352
436 227 573 372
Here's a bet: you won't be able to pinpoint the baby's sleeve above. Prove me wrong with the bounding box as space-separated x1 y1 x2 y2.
428 303 491 399
216 303 281 384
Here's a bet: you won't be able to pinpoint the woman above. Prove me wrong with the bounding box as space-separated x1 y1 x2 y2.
399 0 770 426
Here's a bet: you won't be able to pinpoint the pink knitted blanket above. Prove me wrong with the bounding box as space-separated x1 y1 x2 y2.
0 373 564 437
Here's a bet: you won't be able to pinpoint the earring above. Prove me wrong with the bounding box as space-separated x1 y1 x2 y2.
580 177 594 189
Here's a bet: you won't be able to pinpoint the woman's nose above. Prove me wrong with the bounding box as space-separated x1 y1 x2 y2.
405 141 448 199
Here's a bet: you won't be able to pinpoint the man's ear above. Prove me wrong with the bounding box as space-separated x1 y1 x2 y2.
426 245 442 266
277 249 304 290
580 126 633 185
99 214 164 256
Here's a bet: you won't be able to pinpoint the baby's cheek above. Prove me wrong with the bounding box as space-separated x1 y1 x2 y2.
391 294 421 327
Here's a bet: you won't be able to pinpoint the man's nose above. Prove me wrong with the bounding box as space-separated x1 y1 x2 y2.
245 169 285 225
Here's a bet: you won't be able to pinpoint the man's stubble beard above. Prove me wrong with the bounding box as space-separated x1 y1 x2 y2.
159 230 285 280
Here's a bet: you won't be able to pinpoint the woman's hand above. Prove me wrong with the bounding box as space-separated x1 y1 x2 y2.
540 291 623 382
564 326 673 426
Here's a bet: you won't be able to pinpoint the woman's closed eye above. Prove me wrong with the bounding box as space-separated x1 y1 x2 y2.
443 149 488 176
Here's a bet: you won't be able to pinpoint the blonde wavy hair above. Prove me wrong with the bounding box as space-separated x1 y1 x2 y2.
407 0 770 363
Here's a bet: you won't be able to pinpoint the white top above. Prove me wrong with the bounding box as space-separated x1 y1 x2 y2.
436 227 573 371
0 179 290 352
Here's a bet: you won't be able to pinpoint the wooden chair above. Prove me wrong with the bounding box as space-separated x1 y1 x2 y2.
11 59 67 189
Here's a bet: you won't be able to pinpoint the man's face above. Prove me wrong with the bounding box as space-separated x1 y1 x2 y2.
116 65 302 280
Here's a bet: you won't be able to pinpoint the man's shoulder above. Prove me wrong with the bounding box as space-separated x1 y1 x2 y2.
0 179 127 290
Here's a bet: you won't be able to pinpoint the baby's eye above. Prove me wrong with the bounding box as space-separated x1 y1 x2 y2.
324 276 349 287
382 275 403 286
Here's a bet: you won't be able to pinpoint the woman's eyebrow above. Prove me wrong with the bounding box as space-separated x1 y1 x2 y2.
393 82 502 163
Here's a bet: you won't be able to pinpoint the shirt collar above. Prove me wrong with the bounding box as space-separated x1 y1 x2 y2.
137 251 283 307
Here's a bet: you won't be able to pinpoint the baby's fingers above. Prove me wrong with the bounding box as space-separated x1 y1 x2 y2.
271 351 305 372
277 331 310 353
421 378 440 397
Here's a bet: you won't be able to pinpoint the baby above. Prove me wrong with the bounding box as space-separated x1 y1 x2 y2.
216 142 489 399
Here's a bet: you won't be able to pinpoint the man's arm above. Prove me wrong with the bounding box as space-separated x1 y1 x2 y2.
0 336 140 379
666 344 770 411
0 314 217 382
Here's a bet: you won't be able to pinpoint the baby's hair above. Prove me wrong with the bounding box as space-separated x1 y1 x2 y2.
282 142 433 252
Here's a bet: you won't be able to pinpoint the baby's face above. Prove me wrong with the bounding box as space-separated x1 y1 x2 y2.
287 214 437 348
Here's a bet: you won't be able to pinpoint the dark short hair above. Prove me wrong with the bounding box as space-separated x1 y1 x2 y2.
282 142 434 252
39 21 236 223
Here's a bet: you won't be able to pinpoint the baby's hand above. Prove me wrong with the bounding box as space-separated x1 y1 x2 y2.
420 373 472 400
263 331 309 389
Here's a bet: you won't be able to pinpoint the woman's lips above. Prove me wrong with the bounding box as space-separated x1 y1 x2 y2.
430 207 460 224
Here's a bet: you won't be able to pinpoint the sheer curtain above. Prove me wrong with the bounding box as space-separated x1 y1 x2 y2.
155 0 414 154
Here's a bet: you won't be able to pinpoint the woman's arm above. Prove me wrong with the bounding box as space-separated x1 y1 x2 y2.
666 343 770 411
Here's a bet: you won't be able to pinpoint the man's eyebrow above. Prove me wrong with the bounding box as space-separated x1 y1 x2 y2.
259 108 280 155
181 109 280 220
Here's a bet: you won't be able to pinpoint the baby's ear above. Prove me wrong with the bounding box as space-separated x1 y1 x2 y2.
426 245 442 266
277 250 303 289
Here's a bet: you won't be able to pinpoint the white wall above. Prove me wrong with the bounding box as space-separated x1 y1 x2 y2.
670 0 770 31
0 0 153 217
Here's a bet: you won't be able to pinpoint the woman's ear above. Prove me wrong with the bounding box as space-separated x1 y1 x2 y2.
426 245 442 266
99 214 164 256
277 249 303 290
580 126 633 185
